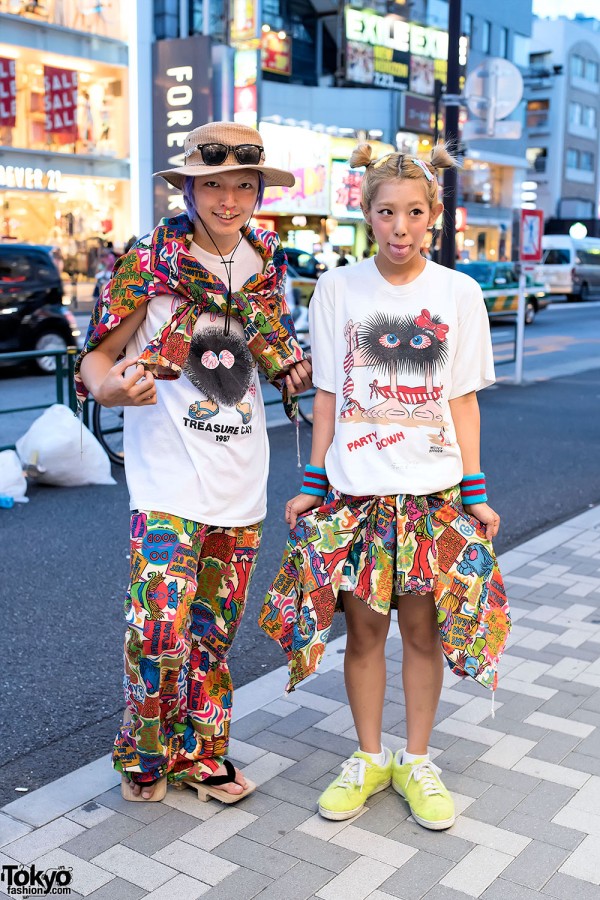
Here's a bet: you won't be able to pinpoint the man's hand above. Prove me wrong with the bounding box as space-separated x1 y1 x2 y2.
285 358 313 395
463 502 500 541
285 491 322 529
94 358 157 408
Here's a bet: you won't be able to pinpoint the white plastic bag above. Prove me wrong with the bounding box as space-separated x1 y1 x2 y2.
0 450 28 502
16 404 116 487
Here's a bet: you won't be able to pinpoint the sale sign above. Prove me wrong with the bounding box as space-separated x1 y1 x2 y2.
0 57 17 128
44 66 78 138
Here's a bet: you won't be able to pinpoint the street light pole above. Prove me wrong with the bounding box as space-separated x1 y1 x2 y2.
440 0 462 270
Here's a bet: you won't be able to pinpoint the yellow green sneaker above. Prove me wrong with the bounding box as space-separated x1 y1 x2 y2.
392 751 455 830
318 750 392 821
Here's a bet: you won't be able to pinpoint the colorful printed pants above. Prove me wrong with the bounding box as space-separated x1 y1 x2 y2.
113 510 262 784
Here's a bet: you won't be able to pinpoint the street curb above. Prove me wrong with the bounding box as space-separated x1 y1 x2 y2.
2 504 598 830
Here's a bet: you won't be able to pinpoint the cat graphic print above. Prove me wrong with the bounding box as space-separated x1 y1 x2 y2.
340 309 450 446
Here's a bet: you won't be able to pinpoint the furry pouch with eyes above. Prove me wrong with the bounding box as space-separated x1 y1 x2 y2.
183 327 254 406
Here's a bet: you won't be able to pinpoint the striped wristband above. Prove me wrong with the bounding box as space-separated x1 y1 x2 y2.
301 464 328 497
460 472 488 505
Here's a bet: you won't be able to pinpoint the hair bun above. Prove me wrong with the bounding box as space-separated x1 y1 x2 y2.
430 141 460 170
349 142 374 169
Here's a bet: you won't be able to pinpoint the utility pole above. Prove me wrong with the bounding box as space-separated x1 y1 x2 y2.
440 0 462 270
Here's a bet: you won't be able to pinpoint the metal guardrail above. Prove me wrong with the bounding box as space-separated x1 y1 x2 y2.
0 347 82 452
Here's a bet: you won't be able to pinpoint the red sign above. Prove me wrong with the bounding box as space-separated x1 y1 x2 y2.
455 207 467 232
44 66 78 139
261 32 292 76
520 209 544 262
0 57 16 128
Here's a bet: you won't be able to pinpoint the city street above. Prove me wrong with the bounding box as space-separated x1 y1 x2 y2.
1 300 600 806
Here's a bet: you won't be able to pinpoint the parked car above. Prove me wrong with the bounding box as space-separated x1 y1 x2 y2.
286 261 316 348
455 261 549 324
284 248 327 279
534 235 600 301
0 243 79 373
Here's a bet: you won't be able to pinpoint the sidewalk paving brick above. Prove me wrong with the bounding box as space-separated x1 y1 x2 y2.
316 856 397 900
3 507 600 898
440 845 514 896
34 848 115 896
272 830 359 873
141 873 209 900
62 811 144 859
90 845 176 891
251 860 334 900
499 839 571 891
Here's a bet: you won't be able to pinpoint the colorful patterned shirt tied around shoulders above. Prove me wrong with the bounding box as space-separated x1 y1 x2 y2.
74 213 304 421
259 487 510 693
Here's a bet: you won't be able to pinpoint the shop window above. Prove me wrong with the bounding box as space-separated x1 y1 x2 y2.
1 54 128 159
526 147 547 173
499 27 508 60
512 34 529 68
2 0 126 41
482 20 491 54
527 99 549 129
585 59 599 83
569 102 582 126
566 148 578 168
458 161 501 207
570 54 585 79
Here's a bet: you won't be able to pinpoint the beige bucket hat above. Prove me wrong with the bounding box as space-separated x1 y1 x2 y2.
154 121 295 189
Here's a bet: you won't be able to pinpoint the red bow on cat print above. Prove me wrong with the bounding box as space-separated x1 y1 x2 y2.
415 309 449 341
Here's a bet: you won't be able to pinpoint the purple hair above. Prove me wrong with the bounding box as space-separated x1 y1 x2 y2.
183 173 265 222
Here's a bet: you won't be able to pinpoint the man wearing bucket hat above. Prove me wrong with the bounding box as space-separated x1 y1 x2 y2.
76 122 311 803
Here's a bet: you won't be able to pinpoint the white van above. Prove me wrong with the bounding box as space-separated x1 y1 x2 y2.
535 235 600 300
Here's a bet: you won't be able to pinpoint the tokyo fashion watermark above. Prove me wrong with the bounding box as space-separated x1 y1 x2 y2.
0 864 72 895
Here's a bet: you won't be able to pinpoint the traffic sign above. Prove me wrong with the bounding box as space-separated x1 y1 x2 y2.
520 209 544 262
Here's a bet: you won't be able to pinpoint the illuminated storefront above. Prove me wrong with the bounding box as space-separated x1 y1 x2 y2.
0 39 130 269
0 1 127 42
258 121 331 252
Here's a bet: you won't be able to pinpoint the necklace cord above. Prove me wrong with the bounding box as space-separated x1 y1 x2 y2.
196 196 260 336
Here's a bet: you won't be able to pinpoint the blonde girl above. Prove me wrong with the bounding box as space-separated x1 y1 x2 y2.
260 143 510 830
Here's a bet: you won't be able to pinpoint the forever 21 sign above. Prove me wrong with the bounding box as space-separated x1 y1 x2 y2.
152 35 212 222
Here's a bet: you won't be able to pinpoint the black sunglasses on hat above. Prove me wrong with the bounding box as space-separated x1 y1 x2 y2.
186 143 265 166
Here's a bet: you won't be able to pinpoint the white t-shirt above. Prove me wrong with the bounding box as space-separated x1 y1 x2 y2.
309 257 495 497
123 237 269 526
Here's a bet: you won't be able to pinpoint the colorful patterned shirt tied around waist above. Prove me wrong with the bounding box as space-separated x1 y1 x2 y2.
259 486 510 693
74 213 305 421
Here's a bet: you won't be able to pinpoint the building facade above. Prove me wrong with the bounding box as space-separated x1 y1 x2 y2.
526 15 600 233
145 0 535 260
0 1 133 275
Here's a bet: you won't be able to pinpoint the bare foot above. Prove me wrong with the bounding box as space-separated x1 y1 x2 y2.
126 779 161 800
207 764 248 796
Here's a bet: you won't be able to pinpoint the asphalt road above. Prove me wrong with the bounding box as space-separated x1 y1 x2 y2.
1 303 600 806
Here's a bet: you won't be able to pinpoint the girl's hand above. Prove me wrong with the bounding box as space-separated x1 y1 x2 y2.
463 502 500 541
285 492 322 528
95 358 157 408
285 358 313 395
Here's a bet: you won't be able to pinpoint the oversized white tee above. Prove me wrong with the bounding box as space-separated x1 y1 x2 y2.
309 257 495 497
123 237 269 526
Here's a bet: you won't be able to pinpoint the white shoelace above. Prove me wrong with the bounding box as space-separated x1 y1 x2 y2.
405 760 445 796
336 756 368 791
